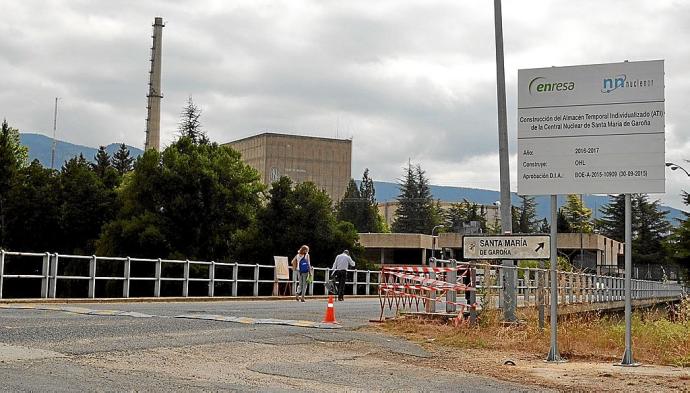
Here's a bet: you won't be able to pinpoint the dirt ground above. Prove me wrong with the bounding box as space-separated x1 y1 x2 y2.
406 341 690 392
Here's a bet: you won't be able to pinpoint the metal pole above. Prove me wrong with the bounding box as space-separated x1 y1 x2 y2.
580 194 584 268
89 255 96 298
0 250 4 299
547 195 564 362
447 258 457 313
538 259 545 329
619 194 639 366
51 97 59 169
493 0 515 323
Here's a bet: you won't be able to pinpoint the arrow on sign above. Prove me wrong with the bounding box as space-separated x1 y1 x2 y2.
534 242 545 252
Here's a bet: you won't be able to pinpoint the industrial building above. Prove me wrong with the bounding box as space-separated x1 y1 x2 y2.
225 133 352 201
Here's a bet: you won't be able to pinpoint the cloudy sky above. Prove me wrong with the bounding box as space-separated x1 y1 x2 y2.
1 0 689 210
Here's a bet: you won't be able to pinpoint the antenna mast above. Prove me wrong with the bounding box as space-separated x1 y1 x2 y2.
51 97 59 169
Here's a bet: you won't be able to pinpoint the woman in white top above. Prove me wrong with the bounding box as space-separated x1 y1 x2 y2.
291 245 311 302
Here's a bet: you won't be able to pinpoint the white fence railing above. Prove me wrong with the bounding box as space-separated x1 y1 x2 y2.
0 251 684 304
0 251 380 299
471 262 686 308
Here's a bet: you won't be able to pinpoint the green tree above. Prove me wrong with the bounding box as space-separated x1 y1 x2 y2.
58 154 115 254
597 194 626 241
5 160 61 251
0 119 28 167
561 194 593 233
112 143 135 176
391 163 438 233
178 96 208 144
445 199 487 233
513 195 539 233
98 137 263 260
556 208 572 233
358 168 385 232
91 146 120 189
237 177 359 266
632 194 670 266
337 179 364 228
598 194 671 268
0 119 28 247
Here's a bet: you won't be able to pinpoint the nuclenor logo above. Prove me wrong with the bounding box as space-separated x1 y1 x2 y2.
601 74 626 93
528 77 575 95
601 74 654 93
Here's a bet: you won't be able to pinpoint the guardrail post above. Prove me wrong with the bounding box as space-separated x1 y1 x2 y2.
41 252 50 298
352 269 358 295
365 270 371 295
498 265 504 309
308 267 315 296
154 258 162 297
426 258 436 313
324 269 330 295
183 259 190 297
469 262 477 323
253 264 259 297
208 261 215 297
49 253 59 298
446 259 457 313
89 255 97 298
0 250 4 299
123 256 131 298
232 262 238 297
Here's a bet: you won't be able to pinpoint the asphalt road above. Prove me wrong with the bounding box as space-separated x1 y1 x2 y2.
0 298 548 392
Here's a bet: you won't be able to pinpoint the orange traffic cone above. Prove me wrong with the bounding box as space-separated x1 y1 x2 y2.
322 295 338 324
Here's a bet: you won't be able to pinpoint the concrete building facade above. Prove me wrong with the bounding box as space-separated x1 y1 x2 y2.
225 133 352 201
358 232 624 275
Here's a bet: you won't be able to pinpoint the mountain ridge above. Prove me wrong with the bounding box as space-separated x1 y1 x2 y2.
19 132 685 223
19 133 143 168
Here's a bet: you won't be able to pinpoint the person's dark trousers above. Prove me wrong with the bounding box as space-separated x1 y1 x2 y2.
335 270 347 300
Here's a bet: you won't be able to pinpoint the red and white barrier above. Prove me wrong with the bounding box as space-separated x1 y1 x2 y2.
377 264 476 324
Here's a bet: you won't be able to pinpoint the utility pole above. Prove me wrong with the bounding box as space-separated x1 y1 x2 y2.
51 97 59 169
493 0 515 322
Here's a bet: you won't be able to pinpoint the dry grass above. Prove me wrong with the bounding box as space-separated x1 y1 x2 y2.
381 296 690 367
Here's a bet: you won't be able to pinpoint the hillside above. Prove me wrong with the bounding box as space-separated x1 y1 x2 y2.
19 133 143 168
18 133 685 223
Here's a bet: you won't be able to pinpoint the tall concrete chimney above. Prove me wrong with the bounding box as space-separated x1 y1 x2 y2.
145 17 164 151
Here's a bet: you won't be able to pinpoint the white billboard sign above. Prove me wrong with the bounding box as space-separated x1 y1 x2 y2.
463 235 551 260
517 60 665 195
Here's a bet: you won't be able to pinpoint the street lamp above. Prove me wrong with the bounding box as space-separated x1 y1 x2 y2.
431 224 445 260
666 162 690 177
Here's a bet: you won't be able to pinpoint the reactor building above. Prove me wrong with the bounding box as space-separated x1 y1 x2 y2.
225 133 352 202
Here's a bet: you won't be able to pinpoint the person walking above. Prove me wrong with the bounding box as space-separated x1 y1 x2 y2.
292 245 311 302
331 250 355 301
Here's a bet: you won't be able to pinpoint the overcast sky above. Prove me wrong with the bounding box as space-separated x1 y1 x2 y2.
1 0 689 210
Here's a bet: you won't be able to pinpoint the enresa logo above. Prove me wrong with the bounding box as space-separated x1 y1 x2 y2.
528 77 575 95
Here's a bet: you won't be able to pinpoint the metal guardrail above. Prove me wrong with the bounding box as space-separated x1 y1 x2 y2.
471 262 686 308
0 250 380 299
0 250 684 303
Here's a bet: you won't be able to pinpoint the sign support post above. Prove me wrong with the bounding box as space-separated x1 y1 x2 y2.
546 195 565 362
493 0 515 324
618 193 640 366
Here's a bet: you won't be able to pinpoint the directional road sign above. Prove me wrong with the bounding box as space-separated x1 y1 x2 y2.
463 235 551 260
